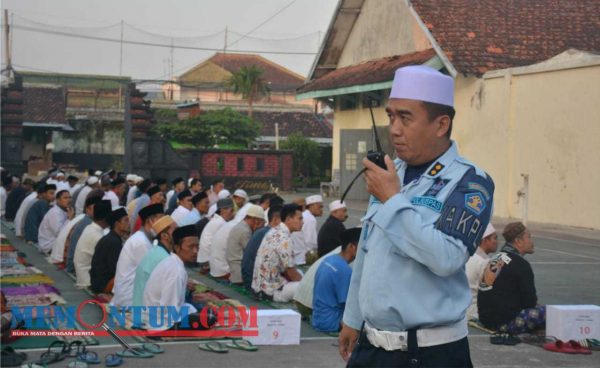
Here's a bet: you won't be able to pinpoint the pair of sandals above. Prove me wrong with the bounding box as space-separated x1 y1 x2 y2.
490 333 521 345
197 339 258 353
1 346 27 367
543 338 592 355
116 342 164 359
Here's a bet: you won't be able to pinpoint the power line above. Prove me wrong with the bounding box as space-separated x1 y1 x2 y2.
12 24 317 55
227 0 298 48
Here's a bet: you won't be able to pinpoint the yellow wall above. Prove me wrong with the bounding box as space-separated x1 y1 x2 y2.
337 0 431 68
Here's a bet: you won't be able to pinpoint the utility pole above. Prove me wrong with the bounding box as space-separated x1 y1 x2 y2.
124 83 133 173
3 10 12 77
169 38 174 100
223 26 228 53
119 20 124 76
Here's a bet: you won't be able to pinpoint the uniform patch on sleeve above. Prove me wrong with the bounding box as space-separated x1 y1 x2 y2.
465 192 486 215
411 196 443 212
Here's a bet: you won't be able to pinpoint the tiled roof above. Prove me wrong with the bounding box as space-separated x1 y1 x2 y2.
298 49 436 93
207 53 305 92
23 86 67 123
248 111 332 139
411 0 600 76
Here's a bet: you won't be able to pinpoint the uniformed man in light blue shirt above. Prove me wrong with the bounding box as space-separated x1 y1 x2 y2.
339 65 494 368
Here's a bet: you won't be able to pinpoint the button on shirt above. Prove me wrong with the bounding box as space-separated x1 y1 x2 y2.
112 230 153 307
343 142 495 332
252 223 294 296
312 254 352 332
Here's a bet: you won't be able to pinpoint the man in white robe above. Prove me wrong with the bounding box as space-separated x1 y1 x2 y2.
75 176 99 216
50 213 85 264
37 190 74 254
14 188 40 238
73 200 111 288
197 198 234 268
170 189 193 224
111 203 164 307
290 194 323 265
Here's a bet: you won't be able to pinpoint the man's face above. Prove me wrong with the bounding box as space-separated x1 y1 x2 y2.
177 236 199 263
43 190 56 202
160 223 177 246
68 180 78 188
515 230 535 255
181 196 193 210
233 195 245 208
481 233 499 254
114 183 126 197
115 216 130 235
146 213 164 229
220 207 234 221
386 99 446 165
196 197 210 214
175 182 185 192
214 182 224 193
151 192 165 205
331 207 348 222
191 182 202 193
286 210 304 232
158 183 168 193
308 203 323 217
249 217 266 232
56 192 71 209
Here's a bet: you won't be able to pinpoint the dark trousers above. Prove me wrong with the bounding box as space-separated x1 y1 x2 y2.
347 328 473 368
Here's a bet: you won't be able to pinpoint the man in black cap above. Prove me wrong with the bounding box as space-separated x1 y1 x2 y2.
171 189 193 224
24 184 56 244
90 207 130 294
67 175 81 195
112 203 164 307
129 179 153 231
74 200 111 288
144 225 210 330
312 227 360 333
178 191 209 226
4 178 34 222
166 177 185 214
132 185 165 232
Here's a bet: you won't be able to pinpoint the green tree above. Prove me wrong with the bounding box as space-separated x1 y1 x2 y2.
225 65 270 118
153 108 261 148
280 132 320 179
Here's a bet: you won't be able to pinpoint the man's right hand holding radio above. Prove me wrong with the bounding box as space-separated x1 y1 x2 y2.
363 154 400 203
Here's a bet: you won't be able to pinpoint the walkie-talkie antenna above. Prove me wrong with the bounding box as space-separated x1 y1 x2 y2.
368 98 383 152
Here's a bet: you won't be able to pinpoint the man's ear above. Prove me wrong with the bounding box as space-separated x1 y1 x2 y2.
436 115 451 138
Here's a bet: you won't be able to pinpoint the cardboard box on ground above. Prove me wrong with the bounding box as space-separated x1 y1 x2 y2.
245 309 301 345
546 305 600 341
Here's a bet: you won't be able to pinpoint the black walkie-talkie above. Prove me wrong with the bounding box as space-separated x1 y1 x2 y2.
340 98 387 203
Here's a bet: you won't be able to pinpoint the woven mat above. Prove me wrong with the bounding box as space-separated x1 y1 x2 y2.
1 274 54 285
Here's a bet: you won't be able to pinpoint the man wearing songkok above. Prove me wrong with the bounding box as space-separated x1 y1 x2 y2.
242 205 282 291
75 176 100 215
67 175 81 195
170 189 193 224
317 199 348 257
66 190 105 273
478 222 545 338
252 204 304 302
112 203 164 307
223 205 265 283
24 184 56 244
132 215 177 306
290 194 323 265
128 179 152 231
178 191 209 226
38 190 74 254
74 200 111 288
89 207 130 294
465 223 498 320
132 185 165 232
143 225 204 330
312 227 360 333
197 198 234 270
189 178 203 196
4 178 34 221
340 66 494 367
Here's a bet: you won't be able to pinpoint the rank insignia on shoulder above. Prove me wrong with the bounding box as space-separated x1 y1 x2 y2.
427 162 444 176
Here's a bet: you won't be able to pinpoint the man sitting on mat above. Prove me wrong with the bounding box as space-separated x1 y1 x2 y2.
143 225 215 330
312 227 359 333
478 222 545 336
465 223 498 320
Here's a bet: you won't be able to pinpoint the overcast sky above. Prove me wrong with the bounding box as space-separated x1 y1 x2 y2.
1 0 338 83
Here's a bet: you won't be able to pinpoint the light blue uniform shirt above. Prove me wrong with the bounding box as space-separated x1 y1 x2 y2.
343 142 494 332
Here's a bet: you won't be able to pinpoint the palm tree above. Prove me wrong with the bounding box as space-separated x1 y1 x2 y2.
225 65 270 118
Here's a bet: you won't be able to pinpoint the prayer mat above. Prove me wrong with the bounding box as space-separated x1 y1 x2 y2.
5 292 67 306
1 274 54 285
0 245 16 252
1 285 60 296
1 265 43 277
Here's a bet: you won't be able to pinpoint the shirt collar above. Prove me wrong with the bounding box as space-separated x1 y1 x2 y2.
501 242 520 255
278 223 291 236
421 141 459 179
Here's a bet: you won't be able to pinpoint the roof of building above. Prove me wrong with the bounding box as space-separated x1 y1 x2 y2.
298 49 436 94
179 53 306 92
248 110 332 139
17 71 130 89
411 0 600 75
23 85 67 124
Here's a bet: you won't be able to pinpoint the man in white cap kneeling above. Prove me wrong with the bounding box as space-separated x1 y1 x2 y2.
317 200 348 258
465 223 498 320
290 194 323 265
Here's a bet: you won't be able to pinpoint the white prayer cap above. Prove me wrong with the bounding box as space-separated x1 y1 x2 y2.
306 195 323 206
94 170 103 176
246 204 265 220
134 175 144 184
233 189 248 200
483 223 496 239
126 174 135 181
329 200 346 212
56 171 65 177
86 176 99 185
218 189 231 199
390 65 454 107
